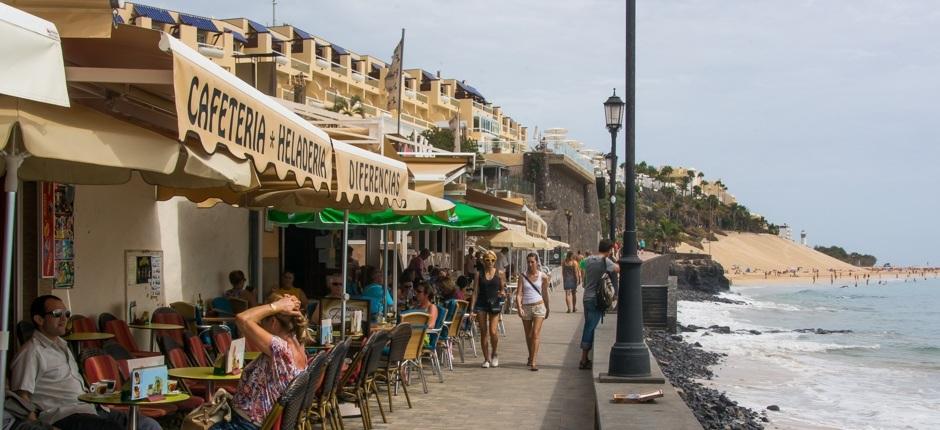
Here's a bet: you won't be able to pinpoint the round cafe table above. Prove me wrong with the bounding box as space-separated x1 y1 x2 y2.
244 351 261 361
128 323 185 351
168 367 241 401
79 392 190 430
63 332 114 355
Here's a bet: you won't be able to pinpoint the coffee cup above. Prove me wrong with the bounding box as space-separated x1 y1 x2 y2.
100 379 115 392
168 379 179 392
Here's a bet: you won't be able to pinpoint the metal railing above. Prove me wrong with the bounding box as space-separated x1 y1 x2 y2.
415 92 428 104
468 176 535 195
315 56 330 68
543 140 595 174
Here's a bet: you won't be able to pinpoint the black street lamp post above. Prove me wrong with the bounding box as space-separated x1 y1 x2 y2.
602 0 660 381
565 209 573 245
604 151 617 241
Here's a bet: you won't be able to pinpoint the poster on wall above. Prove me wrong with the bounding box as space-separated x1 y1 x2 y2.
125 250 165 323
40 182 55 278
52 184 75 288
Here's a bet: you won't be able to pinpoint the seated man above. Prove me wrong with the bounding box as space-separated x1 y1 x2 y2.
11 295 161 430
360 266 393 320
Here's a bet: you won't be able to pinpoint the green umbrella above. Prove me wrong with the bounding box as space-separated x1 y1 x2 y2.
409 202 501 231
268 208 413 229
268 202 500 231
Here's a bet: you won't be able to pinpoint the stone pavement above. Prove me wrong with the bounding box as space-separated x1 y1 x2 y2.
343 277 597 430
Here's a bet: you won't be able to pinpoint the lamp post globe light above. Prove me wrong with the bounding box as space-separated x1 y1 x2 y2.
602 0 660 381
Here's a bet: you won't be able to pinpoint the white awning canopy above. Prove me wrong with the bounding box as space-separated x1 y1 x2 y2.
0 3 69 107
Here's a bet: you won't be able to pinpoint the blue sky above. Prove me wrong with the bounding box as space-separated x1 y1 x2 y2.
146 0 939 266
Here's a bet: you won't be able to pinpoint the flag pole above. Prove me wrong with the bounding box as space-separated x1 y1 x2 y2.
395 28 405 138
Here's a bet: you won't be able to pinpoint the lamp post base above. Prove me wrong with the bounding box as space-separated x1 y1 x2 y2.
606 340 656 379
598 372 665 384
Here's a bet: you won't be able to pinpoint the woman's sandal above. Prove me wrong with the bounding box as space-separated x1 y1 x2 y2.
578 360 592 370
530 365 539 371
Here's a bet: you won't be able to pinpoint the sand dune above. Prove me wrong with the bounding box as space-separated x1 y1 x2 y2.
675 232 861 284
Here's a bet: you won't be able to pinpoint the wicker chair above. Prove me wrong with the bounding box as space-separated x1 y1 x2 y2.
311 338 351 430
400 312 431 394
440 299 468 370
377 323 412 411
261 352 328 430
340 331 391 430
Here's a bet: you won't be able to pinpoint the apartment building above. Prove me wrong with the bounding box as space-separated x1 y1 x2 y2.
115 3 527 152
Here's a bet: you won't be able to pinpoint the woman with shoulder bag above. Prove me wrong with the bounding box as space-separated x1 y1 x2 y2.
469 250 507 368
517 253 551 371
208 294 309 429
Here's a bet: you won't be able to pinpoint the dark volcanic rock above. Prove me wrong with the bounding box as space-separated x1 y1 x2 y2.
671 257 731 293
709 325 732 334
646 330 764 430
794 328 853 335
766 405 780 412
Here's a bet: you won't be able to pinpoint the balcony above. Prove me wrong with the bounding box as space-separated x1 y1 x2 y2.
472 101 495 115
291 58 310 74
351 71 365 82
325 90 389 118
469 176 535 196
543 140 595 175
364 75 380 88
315 56 330 69
331 62 348 77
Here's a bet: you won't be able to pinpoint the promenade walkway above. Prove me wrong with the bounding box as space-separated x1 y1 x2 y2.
347 277 596 429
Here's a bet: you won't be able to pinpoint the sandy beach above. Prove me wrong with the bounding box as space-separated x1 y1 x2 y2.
671 232 940 286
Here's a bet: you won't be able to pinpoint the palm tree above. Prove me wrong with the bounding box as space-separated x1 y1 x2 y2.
328 95 366 118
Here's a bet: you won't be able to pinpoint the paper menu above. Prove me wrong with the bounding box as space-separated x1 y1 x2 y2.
320 318 332 345
227 337 246 374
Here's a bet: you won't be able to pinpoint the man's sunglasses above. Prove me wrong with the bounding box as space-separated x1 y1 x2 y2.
45 309 71 318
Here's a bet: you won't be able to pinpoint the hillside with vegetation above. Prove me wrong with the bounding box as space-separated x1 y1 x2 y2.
813 245 878 267
601 162 780 252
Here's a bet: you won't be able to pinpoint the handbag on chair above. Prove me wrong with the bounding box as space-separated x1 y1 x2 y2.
182 389 234 430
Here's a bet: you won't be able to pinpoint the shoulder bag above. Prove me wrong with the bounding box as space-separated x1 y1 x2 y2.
182 388 234 430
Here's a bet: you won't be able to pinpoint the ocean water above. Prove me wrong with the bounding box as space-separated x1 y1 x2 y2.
678 277 940 430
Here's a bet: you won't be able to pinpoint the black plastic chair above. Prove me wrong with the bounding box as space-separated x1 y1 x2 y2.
15 320 35 346
97 312 118 332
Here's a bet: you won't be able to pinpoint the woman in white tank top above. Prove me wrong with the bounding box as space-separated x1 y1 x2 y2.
516 252 551 371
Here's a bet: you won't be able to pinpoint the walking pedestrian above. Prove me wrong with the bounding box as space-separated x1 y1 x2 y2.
470 250 507 368
579 239 620 370
562 251 581 313
517 253 550 371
